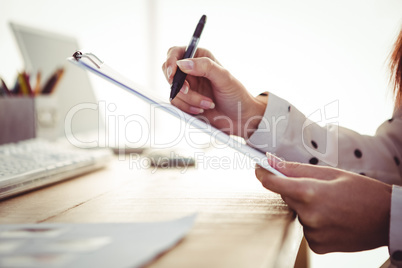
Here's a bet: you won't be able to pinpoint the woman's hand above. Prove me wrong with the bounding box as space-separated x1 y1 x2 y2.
255 154 392 254
162 46 266 139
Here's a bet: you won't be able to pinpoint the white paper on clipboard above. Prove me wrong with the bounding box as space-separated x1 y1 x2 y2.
67 52 284 177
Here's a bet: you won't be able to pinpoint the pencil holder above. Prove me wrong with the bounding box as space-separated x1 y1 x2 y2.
0 97 35 144
35 95 60 140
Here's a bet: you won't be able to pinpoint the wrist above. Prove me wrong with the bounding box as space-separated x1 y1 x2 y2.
379 184 392 246
242 92 268 139
369 182 392 249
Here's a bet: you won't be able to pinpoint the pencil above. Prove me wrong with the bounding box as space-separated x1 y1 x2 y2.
42 68 64 94
0 78 10 96
34 71 41 95
18 73 30 95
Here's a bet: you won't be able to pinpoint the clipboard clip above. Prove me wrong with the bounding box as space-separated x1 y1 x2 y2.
73 51 104 68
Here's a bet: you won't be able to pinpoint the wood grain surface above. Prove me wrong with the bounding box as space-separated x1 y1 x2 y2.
0 151 302 268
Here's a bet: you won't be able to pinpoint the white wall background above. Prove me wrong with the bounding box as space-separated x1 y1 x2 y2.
1 0 402 266
152 0 402 136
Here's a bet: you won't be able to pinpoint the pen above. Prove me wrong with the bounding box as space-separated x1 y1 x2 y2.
18 73 30 95
25 72 33 95
18 72 34 96
0 78 10 96
34 71 41 95
170 14 206 101
12 78 20 95
42 68 64 94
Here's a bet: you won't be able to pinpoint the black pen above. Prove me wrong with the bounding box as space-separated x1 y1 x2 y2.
0 78 10 96
170 15 207 101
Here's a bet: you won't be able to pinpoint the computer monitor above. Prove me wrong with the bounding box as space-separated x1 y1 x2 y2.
10 22 103 141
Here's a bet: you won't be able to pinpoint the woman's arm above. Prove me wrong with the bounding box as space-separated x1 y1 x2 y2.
248 93 402 185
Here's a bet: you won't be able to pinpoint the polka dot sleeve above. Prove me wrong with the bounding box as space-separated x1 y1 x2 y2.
247 93 402 185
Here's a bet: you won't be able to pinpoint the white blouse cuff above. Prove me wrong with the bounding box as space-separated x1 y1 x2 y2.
247 93 290 153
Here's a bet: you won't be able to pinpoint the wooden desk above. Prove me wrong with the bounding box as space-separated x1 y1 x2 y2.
0 151 302 267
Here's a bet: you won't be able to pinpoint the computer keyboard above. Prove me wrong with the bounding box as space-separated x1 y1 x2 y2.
0 138 113 200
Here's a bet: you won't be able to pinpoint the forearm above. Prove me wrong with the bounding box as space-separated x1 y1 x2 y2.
248 93 402 184
390 185 402 266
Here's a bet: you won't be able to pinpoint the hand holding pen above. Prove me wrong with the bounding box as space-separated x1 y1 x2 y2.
162 22 267 139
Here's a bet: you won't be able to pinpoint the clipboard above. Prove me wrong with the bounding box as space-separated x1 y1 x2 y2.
67 51 284 177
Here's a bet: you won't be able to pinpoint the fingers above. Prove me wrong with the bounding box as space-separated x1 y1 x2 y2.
169 80 216 114
176 58 232 88
162 46 186 84
162 47 220 113
266 153 340 180
255 167 315 203
265 153 284 170
162 47 245 118
175 87 215 109
171 96 205 114
162 46 230 88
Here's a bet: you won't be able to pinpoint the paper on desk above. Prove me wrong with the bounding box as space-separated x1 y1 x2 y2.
0 214 196 268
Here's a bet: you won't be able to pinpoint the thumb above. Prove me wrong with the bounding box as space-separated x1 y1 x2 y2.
176 58 232 88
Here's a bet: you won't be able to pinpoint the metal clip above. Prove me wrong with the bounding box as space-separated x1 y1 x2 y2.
73 51 104 68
